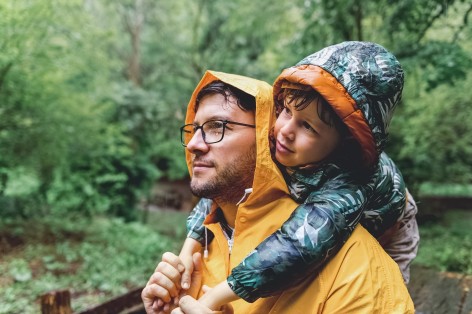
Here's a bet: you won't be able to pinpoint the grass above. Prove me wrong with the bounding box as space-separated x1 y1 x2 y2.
0 210 187 314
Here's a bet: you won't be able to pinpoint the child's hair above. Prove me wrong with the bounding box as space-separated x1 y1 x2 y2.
196 80 255 113
278 87 370 180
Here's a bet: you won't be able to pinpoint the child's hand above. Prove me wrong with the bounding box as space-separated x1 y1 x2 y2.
170 293 234 314
179 238 203 290
142 252 186 314
197 281 239 311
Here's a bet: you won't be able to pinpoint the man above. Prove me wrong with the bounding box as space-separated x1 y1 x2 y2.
142 70 414 313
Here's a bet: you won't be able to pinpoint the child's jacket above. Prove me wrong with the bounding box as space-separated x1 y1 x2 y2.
185 70 413 313
187 42 407 302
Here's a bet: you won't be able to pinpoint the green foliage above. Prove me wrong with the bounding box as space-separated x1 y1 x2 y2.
418 182 472 197
406 41 472 90
0 215 182 314
1 0 471 219
390 72 472 188
414 210 472 275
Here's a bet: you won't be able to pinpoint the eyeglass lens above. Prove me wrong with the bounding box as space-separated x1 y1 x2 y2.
181 120 225 146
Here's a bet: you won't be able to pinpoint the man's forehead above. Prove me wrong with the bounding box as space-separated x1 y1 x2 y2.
193 93 252 122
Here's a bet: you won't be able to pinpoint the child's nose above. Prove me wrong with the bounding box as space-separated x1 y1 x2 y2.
280 122 296 141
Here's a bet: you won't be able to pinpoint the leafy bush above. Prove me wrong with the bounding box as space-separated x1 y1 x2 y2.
414 210 472 275
0 215 184 314
389 72 472 191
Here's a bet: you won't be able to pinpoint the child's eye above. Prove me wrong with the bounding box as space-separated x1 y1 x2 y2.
302 122 317 134
283 106 292 116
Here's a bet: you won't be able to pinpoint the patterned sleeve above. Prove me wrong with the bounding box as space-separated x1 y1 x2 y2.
227 155 406 303
360 153 406 237
186 198 213 245
227 177 371 302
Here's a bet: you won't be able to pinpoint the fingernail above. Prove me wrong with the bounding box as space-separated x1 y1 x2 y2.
182 282 189 289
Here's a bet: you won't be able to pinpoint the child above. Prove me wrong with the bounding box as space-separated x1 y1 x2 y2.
162 41 419 311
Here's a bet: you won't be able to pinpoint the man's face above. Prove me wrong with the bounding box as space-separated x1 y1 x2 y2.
186 93 256 204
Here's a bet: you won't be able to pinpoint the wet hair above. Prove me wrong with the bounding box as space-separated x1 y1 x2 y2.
195 80 255 113
280 88 345 133
278 87 371 180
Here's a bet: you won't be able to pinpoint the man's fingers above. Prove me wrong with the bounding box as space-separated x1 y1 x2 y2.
151 261 183 289
143 283 173 303
148 271 180 298
161 252 185 273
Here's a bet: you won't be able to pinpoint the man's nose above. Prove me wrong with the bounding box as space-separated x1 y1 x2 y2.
186 129 209 153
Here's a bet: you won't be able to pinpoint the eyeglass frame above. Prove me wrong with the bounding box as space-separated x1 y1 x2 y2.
180 119 256 147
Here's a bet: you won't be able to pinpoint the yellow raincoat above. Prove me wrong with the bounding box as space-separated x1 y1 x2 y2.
184 70 414 313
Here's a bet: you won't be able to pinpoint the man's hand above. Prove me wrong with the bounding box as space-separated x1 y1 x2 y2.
142 252 186 314
142 252 203 314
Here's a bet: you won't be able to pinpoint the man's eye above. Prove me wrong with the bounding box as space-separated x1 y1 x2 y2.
205 121 224 134
207 121 223 129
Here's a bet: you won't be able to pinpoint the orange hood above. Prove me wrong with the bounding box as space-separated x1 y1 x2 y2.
184 70 290 208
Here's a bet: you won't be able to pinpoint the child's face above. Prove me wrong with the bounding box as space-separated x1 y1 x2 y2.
274 96 341 167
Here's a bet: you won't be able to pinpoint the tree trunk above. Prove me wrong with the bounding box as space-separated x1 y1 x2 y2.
40 290 72 314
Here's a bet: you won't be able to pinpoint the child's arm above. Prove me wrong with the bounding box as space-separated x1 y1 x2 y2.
226 159 406 303
179 237 203 289
186 198 213 245
197 281 239 311
183 197 214 288
359 152 407 237
227 198 353 302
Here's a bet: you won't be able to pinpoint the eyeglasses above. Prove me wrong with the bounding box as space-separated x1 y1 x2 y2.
180 119 255 147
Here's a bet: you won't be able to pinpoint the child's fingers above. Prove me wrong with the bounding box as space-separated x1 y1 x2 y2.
178 251 195 290
201 285 212 294
184 253 203 298
180 269 192 290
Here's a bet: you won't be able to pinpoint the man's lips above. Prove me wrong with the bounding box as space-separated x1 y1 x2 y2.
276 140 294 154
192 160 214 171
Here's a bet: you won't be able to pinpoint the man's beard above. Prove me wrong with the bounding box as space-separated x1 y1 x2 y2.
190 146 256 204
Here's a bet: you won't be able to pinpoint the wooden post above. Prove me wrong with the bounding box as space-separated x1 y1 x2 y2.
40 290 72 314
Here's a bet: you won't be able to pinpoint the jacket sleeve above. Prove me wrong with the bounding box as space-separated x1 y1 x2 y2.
227 178 371 302
186 198 213 246
360 153 406 237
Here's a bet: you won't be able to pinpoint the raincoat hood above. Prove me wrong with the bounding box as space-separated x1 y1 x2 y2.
184 70 290 209
274 41 404 167
184 72 414 314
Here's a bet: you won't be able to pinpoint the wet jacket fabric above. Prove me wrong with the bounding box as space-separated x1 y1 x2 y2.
184 69 413 313
185 70 413 313
187 42 410 302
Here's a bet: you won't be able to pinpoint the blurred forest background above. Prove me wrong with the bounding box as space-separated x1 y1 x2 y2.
1 0 472 313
